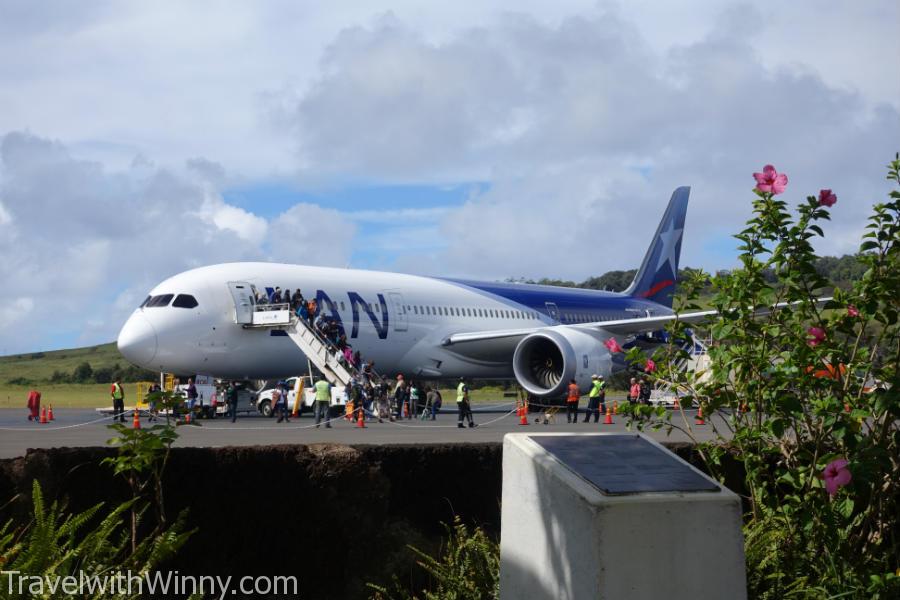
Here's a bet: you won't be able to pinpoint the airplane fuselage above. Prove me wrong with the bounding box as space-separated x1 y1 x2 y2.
118 262 671 381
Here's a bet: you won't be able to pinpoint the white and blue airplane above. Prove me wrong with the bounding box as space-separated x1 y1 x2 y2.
118 187 700 396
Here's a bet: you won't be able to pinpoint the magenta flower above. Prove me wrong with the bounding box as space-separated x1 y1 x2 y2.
645 359 656 373
753 164 788 195
823 458 852 497
847 305 859 318
818 189 837 207
604 338 623 353
807 327 826 346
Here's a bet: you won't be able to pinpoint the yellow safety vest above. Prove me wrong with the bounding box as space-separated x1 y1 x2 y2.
589 380 604 398
314 380 331 401
112 383 124 400
456 382 467 403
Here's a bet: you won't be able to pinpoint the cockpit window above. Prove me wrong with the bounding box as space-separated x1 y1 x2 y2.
139 296 151 308
146 294 174 307
173 294 199 309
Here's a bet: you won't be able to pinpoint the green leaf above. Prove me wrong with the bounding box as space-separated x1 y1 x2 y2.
859 240 879 251
836 497 855 519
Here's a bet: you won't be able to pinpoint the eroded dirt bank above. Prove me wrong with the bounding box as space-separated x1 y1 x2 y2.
0 442 727 599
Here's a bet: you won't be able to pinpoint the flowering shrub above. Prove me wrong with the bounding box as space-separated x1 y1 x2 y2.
624 156 900 598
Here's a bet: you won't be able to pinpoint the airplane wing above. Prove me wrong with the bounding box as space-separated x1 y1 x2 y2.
443 300 827 347
442 311 714 348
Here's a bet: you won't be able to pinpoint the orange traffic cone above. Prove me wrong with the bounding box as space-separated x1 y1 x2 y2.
695 405 705 425
40 407 48 424
356 407 366 428
613 400 619 415
519 409 529 426
403 403 408 418
48 405 55 421
345 401 355 421
185 411 192 425
673 398 680 409
132 410 141 430
603 407 613 425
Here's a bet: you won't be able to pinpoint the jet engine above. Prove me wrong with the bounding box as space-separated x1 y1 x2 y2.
512 327 612 397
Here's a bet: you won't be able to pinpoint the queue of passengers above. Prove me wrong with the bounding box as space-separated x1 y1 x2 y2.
253 285 447 423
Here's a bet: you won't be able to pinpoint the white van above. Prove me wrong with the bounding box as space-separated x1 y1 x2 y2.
255 376 346 417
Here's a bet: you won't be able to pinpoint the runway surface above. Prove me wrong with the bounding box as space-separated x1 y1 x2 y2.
0 405 727 458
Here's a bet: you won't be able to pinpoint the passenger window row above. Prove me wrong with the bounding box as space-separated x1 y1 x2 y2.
409 305 539 320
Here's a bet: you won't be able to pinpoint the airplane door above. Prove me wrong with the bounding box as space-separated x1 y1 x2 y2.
227 281 255 324
545 302 561 323
388 292 408 332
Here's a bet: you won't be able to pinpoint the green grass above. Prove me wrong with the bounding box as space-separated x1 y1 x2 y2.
0 342 123 384
0 383 126 409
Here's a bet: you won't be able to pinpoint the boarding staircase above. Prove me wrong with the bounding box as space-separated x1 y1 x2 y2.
241 303 386 391
650 333 712 405
283 318 354 387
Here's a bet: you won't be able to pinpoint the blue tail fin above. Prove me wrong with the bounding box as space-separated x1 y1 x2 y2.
623 186 690 308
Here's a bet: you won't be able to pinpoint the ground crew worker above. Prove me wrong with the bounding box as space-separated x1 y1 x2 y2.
584 375 605 422
111 379 125 423
566 379 580 423
26 389 41 422
226 381 238 423
456 378 475 429
629 377 641 404
314 377 332 428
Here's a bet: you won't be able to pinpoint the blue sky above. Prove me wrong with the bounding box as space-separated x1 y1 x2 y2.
0 1 897 353
223 181 489 269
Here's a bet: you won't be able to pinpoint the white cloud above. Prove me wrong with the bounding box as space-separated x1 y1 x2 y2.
0 297 34 330
0 200 10 225
0 132 354 353
269 203 356 267
344 206 452 224
283 7 899 279
197 189 269 242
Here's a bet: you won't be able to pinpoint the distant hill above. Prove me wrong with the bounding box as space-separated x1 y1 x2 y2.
0 342 156 385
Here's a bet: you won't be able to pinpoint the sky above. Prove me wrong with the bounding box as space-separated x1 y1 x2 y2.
0 0 898 354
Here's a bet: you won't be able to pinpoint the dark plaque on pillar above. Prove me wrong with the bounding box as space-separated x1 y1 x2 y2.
530 434 720 495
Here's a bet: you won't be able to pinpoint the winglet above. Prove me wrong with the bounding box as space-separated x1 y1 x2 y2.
623 186 690 308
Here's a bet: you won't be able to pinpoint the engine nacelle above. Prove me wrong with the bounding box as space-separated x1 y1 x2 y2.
512 327 613 397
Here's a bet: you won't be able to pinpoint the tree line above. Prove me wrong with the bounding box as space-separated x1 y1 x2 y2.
509 253 867 292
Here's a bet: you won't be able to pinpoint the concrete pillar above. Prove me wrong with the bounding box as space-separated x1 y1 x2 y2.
500 433 746 600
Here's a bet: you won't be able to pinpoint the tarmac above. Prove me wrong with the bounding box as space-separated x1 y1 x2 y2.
0 404 727 459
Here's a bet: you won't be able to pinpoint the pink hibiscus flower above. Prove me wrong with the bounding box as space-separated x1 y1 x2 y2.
645 359 656 373
807 327 826 346
753 164 788 195
604 338 623 353
823 458 852 497
847 305 859 318
818 189 837 207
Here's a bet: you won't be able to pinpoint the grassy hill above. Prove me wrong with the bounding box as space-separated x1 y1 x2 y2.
0 342 145 385
0 342 154 409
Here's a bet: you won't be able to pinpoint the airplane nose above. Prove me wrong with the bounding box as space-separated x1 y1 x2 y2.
117 313 158 367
